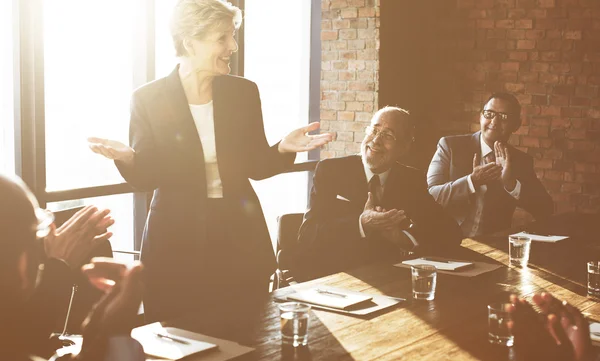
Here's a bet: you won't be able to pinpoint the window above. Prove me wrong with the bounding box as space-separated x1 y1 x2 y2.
155 0 178 78
12 0 318 258
43 0 134 191
0 0 15 174
244 0 314 247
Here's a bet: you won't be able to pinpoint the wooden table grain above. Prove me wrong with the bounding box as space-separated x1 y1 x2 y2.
168 213 600 360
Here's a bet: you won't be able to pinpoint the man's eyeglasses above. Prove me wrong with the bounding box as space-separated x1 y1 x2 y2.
481 109 513 122
365 126 397 143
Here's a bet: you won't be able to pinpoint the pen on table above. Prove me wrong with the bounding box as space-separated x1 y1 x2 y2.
523 231 557 237
421 257 451 263
154 332 190 345
316 289 347 298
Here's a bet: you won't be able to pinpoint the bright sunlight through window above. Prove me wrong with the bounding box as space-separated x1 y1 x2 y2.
43 0 135 252
0 0 15 174
245 0 313 248
43 0 133 191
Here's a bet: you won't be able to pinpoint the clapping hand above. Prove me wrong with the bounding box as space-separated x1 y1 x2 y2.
470 152 502 188
360 192 407 234
88 137 135 166
507 293 594 361
78 258 144 361
81 257 129 292
278 122 335 154
494 141 516 191
44 206 114 270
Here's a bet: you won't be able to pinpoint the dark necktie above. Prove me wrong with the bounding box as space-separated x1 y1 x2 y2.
483 151 502 193
484 152 495 164
368 175 382 206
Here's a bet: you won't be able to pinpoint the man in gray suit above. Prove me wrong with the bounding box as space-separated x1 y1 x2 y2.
427 93 553 237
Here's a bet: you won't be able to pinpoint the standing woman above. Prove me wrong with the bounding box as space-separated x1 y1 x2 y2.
89 0 332 321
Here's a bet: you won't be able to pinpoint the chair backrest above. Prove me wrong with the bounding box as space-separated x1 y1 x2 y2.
276 213 304 270
53 206 86 228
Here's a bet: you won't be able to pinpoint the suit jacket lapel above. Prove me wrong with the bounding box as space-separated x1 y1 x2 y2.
346 155 368 205
381 162 404 209
472 131 482 158
453 131 482 177
212 77 230 168
164 66 205 162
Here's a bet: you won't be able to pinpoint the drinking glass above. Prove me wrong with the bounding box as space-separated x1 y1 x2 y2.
509 235 532 267
588 261 600 298
411 264 437 301
488 303 514 347
278 302 310 347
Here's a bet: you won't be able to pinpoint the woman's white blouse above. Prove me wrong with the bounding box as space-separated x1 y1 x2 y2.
189 101 223 198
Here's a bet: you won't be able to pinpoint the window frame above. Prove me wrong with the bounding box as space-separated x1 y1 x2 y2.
11 0 320 255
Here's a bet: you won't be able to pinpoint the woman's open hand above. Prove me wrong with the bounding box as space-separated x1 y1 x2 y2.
278 122 335 154
88 137 135 166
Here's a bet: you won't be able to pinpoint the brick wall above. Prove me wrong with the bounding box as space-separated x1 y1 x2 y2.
320 0 380 158
376 0 600 218
321 0 599 216
434 0 600 215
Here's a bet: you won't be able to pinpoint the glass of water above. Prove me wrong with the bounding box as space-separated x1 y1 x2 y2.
509 235 532 267
488 303 514 347
278 302 310 347
411 264 437 301
588 261 600 298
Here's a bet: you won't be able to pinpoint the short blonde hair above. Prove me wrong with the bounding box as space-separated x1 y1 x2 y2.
170 0 242 57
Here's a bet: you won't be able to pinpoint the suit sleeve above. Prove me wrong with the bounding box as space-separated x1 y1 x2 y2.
515 156 553 219
244 82 296 180
115 93 164 191
427 137 472 208
297 161 362 251
407 172 464 253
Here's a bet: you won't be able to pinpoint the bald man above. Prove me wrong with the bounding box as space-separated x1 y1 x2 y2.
295 107 463 281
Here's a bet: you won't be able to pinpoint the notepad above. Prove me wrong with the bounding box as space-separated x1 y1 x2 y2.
401 257 474 271
286 286 373 310
511 231 569 243
132 322 218 360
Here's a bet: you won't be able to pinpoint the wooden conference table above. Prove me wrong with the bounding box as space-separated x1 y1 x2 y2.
168 212 600 360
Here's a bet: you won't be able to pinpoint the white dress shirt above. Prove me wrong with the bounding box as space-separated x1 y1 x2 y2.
189 101 223 198
463 137 521 236
358 166 419 248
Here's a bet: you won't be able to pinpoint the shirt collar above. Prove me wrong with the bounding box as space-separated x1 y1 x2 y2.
364 166 391 187
480 135 493 158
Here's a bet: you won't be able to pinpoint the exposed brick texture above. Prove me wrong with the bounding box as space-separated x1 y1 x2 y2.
426 0 600 215
320 0 380 158
323 0 600 220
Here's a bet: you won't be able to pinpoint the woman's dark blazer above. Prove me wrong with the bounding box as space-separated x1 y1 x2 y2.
116 66 295 320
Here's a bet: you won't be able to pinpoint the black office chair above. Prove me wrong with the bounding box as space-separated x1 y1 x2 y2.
273 213 304 290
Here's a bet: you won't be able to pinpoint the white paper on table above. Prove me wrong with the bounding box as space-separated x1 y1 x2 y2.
55 327 254 361
132 322 218 360
133 322 255 361
511 231 569 243
590 322 600 346
400 257 474 271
